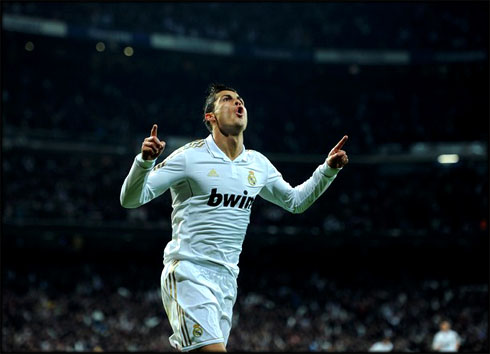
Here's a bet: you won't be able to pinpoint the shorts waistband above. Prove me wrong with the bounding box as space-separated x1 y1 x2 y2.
164 258 236 278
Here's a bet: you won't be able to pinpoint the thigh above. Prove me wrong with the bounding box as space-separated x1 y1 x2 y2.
161 260 226 352
219 275 238 346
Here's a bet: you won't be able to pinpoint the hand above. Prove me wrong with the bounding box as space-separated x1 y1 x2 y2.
141 124 166 160
326 135 349 168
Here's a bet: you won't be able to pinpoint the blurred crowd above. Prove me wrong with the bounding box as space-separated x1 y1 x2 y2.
3 2 488 50
2 263 488 352
3 28 487 155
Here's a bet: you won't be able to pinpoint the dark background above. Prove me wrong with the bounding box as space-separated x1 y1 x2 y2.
2 2 488 352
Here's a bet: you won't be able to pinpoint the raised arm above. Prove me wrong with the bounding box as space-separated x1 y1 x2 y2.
120 124 185 208
326 135 349 168
142 124 166 161
259 136 349 214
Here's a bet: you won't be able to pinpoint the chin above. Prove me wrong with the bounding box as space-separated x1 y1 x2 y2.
227 124 246 136
237 121 247 133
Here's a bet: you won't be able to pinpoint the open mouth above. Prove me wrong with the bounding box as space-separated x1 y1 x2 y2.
235 106 244 117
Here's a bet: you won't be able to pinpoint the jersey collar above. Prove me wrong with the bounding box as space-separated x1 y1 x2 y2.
205 134 248 162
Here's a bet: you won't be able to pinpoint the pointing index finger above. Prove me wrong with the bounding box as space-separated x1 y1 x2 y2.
333 135 348 151
151 124 158 137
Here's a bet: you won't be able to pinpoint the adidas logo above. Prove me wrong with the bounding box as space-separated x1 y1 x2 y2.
207 169 219 177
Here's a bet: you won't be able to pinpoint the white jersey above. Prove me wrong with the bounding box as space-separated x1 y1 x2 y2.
120 134 341 277
432 330 461 352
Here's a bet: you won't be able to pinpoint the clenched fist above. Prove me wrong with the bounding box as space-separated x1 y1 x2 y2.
326 135 349 168
142 124 166 160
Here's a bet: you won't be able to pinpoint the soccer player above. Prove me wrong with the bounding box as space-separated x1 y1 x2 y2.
120 84 349 352
432 320 461 352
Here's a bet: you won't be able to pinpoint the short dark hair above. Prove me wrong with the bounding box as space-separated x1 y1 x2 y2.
203 83 237 132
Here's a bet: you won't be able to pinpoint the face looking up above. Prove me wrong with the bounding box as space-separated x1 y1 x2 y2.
206 90 248 136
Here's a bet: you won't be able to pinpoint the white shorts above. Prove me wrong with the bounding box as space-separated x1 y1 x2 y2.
160 259 238 352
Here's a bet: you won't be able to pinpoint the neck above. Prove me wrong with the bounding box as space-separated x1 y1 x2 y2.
212 129 244 161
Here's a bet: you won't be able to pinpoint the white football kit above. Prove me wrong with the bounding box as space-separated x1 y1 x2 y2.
120 134 341 351
432 329 461 352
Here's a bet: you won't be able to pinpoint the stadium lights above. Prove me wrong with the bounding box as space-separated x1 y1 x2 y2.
123 46 134 56
24 41 34 51
95 42 106 52
437 154 459 164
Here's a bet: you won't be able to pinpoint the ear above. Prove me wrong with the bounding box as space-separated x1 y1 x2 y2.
205 113 216 123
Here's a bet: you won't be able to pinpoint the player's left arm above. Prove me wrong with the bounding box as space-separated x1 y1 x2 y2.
326 135 349 168
259 136 349 213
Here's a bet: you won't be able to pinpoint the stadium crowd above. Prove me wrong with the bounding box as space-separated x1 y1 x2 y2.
3 2 487 50
2 263 488 352
3 29 487 155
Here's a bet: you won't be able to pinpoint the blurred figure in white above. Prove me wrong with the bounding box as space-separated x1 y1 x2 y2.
432 320 461 352
369 336 393 352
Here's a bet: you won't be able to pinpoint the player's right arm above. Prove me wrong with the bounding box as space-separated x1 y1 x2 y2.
120 124 186 208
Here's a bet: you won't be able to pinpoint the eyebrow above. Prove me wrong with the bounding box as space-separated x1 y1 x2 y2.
221 94 244 104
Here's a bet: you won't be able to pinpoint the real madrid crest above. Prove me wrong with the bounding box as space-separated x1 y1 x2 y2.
247 170 257 186
193 324 203 337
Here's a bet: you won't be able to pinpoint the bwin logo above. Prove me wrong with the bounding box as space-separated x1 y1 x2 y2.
207 188 255 209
